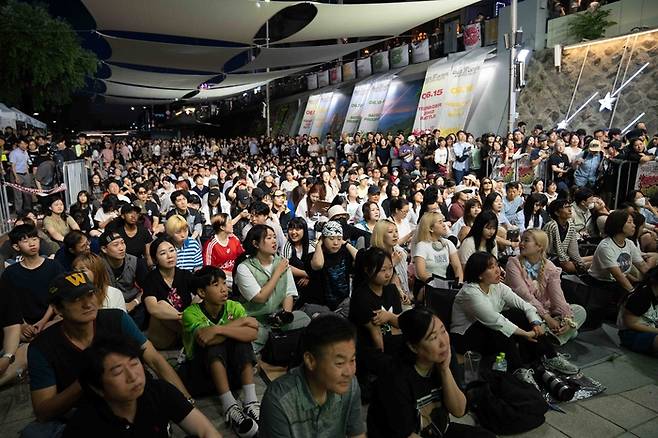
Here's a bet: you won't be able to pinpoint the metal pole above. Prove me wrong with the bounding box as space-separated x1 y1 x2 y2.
508 0 518 134
266 19 271 137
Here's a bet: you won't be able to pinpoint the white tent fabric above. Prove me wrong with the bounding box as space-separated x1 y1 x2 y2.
219 65 316 87
234 40 386 72
0 103 17 129
9 107 47 129
102 34 246 73
106 64 218 90
104 96 175 105
83 0 291 44
103 81 193 100
277 0 479 43
190 82 269 101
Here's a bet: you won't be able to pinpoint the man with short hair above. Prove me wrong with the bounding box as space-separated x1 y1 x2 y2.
24 271 192 436
166 190 204 240
503 181 524 226
260 314 365 438
8 137 33 214
571 188 595 237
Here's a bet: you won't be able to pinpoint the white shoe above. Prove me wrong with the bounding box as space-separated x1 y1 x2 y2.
225 403 258 438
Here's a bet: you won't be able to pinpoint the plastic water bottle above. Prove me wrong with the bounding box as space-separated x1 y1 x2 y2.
492 353 508 372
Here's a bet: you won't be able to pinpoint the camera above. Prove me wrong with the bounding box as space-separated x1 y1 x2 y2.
538 367 576 401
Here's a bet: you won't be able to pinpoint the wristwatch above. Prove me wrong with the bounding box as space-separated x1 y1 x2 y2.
1 353 15 364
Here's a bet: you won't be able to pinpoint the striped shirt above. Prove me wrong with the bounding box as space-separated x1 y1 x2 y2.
176 238 203 271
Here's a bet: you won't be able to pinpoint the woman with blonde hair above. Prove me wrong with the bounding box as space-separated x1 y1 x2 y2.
72 253 127 312
506 229 586 345
413 212 463 295
166 214 202 272
371 219 411 304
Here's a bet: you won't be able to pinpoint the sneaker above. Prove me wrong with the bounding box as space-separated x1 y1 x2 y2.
542 353 579 375
514 368 540 391
244 401 260 423
225 403 258 438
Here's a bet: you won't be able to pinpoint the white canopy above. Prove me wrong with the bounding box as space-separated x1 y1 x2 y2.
9 107 47 129
0 103 17 129
106 64 218 90
103 81 194 100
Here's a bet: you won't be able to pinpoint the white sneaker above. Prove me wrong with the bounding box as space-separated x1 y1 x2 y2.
514 368 540 391
243 401 260 423
225 403 258 438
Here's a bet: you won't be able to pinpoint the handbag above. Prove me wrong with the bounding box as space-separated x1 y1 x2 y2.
260 328 304 367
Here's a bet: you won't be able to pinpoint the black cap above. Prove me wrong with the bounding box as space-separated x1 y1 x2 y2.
49 271 95 303
367 185 381 195
120 203 141 215
99 230 123 247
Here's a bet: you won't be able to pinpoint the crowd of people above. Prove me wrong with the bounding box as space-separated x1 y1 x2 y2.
1 120 658 437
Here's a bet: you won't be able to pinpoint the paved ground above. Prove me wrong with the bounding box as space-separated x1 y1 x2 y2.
1 325 656 437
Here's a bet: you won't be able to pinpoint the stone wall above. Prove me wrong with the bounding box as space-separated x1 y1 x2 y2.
517 31 658 133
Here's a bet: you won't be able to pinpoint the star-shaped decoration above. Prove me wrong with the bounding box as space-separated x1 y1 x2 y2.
598 92 617 112
557 120 568 130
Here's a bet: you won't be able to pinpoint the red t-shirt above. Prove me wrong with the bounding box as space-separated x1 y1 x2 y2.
203 235 244 273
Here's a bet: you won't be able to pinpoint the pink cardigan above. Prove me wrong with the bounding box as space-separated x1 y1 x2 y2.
505 256 572 318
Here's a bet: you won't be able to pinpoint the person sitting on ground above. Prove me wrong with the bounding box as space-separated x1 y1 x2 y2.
54 230 92 271
451 197 482 243
458 210 499 269
308 221 359 314
182 266 260 437
570 188 595 239
451 252 579 389
506 230 587 345
72 253 127 312
617 266 658 356
166 214 203 272
371 219 411 304
63 337 221 438
165 190 204 240
355 201 381 234
502 181 524 227
1 224 64 343
517 193 548 233
260 314 366 438
482 192 519 252
413 211 463 297
234 224 310 353
543 198 591 274
587 210 657 296
24 271 191 435
142 236 198 349
42 197 81 245
388 197 414 246
281 217 315 301
203 212 244 286
108 203 153 262
241 201 286 253
368 307 495 438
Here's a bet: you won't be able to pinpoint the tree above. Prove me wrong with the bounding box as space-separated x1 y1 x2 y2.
0 0 98 112
568 8 617 42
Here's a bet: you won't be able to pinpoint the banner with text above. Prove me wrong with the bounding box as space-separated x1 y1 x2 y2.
390 44 409 68
411 39 430 64
309 92 335 138
372 51 390 73
342 79 373 135
342 61 356 82
635 161 658 199
330 66 342 84
357 57 372 78
412 48 489 135
298 94 321 136
307 74 318 90
357 75 394 133
317 70 330 88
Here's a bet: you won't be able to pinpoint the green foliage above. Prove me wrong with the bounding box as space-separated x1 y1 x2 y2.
568 8 617 41
0 0 98 111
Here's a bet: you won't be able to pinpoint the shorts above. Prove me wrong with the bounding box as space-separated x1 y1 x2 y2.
618 329 658 354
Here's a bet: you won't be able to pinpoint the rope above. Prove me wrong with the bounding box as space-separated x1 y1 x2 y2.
609 35 639 128
565 45 590 119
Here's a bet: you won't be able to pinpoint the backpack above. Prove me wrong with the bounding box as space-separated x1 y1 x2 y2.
467 370 548 435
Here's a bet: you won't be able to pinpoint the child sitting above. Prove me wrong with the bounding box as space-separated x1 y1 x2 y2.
182 266 260 438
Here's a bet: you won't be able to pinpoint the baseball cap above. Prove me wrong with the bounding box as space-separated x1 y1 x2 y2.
99 230 123 247
359 174 369 181
208 178 219 188
327 205 349 220
368 185 381 195
49 271 95 303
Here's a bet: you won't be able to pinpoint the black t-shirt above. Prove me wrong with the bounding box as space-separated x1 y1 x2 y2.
348 284 402 349
548 153 570 182
624 284 658 322
0 281 22 345
142 268 196 312
114 225 152 258
368 361 449 438
0 258 64 324
63 379 193 438
309 245 354 310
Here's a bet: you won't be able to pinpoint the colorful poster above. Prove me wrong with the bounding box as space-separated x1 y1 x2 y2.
323 90 350 138
357 57 372 78
317 70 329 88
411 39 430 64
342 80 373 135
412 48 489 135
298 94 321 136
390 44 410 68
635 161 658 199
378 78 423 134
372 51 389 73
342 61 356 81
358 75 393 133
463 23 482 50
307 74 318 90
329 66 342 84
309 92 334 138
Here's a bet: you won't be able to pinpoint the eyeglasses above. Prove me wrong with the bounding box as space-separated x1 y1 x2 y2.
138 191 147 194
274 193 285 197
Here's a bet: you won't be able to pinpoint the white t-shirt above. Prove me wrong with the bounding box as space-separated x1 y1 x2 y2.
413 239 457 280
104 286 127 312
236 261 298 302
588 237 644 282
458 236 498 266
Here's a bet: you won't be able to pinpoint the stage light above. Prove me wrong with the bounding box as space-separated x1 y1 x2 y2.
130 106 135 110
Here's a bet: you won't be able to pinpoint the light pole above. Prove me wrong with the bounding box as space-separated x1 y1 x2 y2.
266 18 271 137
508 0 518 134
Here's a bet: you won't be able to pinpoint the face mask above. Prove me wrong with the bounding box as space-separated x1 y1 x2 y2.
636 197 646 207
587 202 595 210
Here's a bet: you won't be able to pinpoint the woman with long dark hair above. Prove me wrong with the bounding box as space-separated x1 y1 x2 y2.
451 197 482 243
458 210 499 268
518 193 548 232
281 217 315 299
43 197 80 245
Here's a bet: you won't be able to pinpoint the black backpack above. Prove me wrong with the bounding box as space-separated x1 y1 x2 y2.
467 370 548 435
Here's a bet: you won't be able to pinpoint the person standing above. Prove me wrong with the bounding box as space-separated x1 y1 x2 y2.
8 138 33 214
